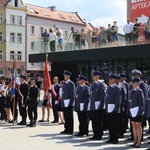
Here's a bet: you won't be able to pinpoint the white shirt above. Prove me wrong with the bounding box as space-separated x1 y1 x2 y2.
0 83 7 97
124 23 134 34
49 32 56 42
56 29 63 39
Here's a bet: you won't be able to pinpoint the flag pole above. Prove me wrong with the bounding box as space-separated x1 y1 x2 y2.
12 55 17 125
46 53 48 61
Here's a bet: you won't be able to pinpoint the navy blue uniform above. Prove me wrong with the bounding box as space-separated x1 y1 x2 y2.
75 84 89 136
106 83 122 143
90 80 106 139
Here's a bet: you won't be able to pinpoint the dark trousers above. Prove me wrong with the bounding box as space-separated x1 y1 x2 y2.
11 97 18 121
118 112 125 136
107 113 119 142
0 97 6 119
28 103 38 123
91 110 103 138
63 107 74 133
52 99 58 122
50 41 55 52
18 99 27 122
77 111 89 135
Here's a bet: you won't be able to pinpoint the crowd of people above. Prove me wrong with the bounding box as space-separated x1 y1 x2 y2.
0 69 150 149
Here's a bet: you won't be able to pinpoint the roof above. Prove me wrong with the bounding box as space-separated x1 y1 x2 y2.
0 0 10 6
85 23 95 31
26 4 86 25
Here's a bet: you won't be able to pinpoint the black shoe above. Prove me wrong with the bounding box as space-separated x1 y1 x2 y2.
90 136 101 140
51 121 58 123
59 122 65 125
134 143 141 148
19 122 26 125
130 143 136 147
106 140 112 143
89 136 96 140
60 131 68 134
17 121 23 125
67 132 73 135
74 133 82 137
26 123 32 127
112 141 118 144
8 120 17 123
146 148 150 150
38 120 44 122
30 123 36 127
147 137 150 140
148 142 150 144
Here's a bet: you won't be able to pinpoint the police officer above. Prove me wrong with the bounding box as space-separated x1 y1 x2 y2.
17 75 28 125
128 77 144 148
75 75 89 137
0 76 7 120
27 78 38 127
90 70 106 140
106 73 121 144
116 75 127 138
51 76 60 124
60 70 75 135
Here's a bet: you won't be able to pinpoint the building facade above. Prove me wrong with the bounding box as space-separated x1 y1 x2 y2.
26 4 86 77
0 0 26 77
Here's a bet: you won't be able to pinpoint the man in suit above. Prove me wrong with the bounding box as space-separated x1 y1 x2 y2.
51 76 60 123
27 78 38 127
75 75 89 137
17 75 29 125
106 73 122 144
60 70 75 135
90 70 106 140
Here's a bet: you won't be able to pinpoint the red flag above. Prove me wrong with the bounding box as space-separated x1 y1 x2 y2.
44 61 51 95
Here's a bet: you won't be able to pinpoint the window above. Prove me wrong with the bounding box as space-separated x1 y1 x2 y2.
17 16 22 25
27 8 38 14
0 32 3 42
42 10 50 16
17 33 22 43
69 16 77 21
0 70 3 76
10 33 15 42
10 15 15 24
40 27 44 35
0 14 2 23
0 51 3 60
58 14 66 19
15 0 18 7
17 51 22 61
30 42 35 50
10 51 15 60
30 26 35 35
64 31 68 40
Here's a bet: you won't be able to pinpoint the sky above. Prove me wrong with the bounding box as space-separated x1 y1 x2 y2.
24 0 127 30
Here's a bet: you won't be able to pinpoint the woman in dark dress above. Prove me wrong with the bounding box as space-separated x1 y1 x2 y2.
128 77 144 148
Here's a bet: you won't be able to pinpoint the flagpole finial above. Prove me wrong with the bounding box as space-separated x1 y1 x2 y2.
46 53 48 61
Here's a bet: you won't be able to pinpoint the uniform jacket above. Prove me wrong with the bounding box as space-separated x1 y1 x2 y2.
62 79 75 108
28 85 38 105
90 80 106 111
105 83 122 114
122 81 129 104
128 88 144 118
146 88 150 118
75 84 89 111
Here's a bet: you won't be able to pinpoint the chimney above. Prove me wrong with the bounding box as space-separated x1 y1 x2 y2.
49 6 56 12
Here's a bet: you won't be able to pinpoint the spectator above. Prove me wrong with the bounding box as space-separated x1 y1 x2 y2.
49 28 56 52
99 27 107 47
123 19 134 45
42 29 49 52
91 30 96 48
111 21 119 46
133 18 140 45
106 24 113 47
80 29 87 49
86 30 92 49
143 17 150 44
95 27 100 48
56 27 63 51
36 77 42 101
74 29 81 50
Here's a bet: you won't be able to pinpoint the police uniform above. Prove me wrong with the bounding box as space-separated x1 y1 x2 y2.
117 75 127 138
60 70 75 135
90 71 106 140
75 75 89 137
106 73 121 144
128 77 144 122
0 76 7 120
51 83 60 123
27 79 38 127
17 75 29 125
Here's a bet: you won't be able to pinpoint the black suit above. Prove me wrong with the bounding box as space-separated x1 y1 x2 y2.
28 85 38 123
18 82 28 122
52 83 60 122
